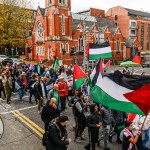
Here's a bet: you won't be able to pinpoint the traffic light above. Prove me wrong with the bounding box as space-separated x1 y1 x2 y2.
70 46 76 56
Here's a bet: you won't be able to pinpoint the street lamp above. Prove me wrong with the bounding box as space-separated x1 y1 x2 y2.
81 17 89 71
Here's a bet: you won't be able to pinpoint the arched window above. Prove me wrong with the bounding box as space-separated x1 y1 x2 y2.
106 37 110 44
66 43 69 53
116 38 120 54
78 35 84 51
50 15 52 35
49 0 52 4
36 21 44 41
60 43 64 53
61 15 65 35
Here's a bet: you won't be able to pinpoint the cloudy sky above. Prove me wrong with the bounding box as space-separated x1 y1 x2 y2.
32 0 150 13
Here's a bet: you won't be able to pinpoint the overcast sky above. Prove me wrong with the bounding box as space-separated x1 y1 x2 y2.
32 0 150 13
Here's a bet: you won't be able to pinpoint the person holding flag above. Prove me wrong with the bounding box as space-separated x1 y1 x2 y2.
37 53 41 75
54 49 59 71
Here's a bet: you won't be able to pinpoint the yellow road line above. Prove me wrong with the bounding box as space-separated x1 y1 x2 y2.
12 111 43 138
15 110 45 134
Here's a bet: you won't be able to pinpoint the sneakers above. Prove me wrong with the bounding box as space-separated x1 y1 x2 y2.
74 138 81 143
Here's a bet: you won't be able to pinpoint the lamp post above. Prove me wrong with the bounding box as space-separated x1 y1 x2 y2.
82 17 89 72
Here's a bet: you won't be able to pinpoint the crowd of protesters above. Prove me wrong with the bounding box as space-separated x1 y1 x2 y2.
0 61 149 150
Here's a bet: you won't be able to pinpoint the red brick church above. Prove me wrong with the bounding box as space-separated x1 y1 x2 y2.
26 0 142 65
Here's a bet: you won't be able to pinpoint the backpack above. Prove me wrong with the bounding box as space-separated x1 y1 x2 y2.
42 118 58 146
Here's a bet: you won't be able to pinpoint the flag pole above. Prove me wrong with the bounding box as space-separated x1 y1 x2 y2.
140 115 148 131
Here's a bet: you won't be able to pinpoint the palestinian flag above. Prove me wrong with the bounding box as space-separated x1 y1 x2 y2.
91 69 150 115
37 53 41 75
105 60 111 69
46 80 54 92
74 64 87 90
54 50 59 71
90 58 104 87
15 81 21 92
132 54 141 64
86 42 112 60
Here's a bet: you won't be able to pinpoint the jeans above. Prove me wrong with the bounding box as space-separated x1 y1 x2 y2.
104 125 112 149
29 92 37 103
18 88 24 101
143 127 150 149
75 116 86 139
37 97 46 112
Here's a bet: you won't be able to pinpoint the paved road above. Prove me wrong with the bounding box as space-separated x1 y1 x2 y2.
0 65 150 150
0 92 123 150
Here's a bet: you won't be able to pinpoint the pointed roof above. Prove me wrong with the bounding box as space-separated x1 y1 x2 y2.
72 13 116 35
39 7 45 17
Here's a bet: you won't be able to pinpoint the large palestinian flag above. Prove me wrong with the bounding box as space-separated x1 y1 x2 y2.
86 42 112 60
90 63 150 115
74 64 87 90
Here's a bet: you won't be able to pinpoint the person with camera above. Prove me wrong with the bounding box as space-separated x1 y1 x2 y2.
41 97 60 131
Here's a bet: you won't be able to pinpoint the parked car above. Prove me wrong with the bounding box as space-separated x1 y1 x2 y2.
11 58 25 66
2 58 25 66
142 61 150 68
0 55 8 63
133 68 150 75
2 58 13 66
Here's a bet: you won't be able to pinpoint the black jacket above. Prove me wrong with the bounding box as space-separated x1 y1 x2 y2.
41 101 60 125
46 123 69 150
28 79 37 93
87 113 100 131
35 82 47 99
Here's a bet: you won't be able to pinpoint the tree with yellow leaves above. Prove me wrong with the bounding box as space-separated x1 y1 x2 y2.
0 0 34 54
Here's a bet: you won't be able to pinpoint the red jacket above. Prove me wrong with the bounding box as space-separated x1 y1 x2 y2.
58 81 68 97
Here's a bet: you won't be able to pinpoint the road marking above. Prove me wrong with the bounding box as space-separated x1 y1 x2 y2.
0 96 29 102
12 111 44 138
15 110 44 134
0 106 37 115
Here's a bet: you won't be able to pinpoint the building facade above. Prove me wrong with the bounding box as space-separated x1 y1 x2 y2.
106 6 150 61
26 1 142 65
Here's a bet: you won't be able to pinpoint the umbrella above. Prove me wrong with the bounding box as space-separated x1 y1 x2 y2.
120 61 140 67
